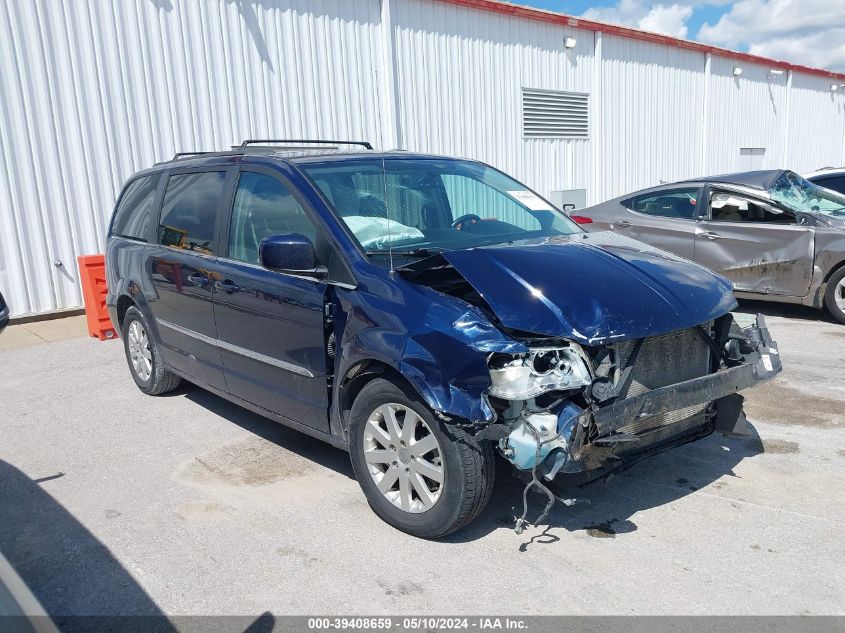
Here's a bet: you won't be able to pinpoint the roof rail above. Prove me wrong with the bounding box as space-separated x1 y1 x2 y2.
239 139 373 150
172 151 213 160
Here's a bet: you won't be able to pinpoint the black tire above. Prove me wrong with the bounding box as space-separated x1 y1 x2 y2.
121 306 181 395
824 267 845 325
348 377 495 539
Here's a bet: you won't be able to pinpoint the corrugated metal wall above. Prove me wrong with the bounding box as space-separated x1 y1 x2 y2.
706 56 789 174
598 35 706 202
1 0 844 317
0 0 385 317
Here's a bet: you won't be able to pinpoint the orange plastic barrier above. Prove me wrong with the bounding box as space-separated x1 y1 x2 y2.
77 254 117 341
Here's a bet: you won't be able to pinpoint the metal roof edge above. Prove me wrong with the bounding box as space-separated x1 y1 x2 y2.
433 0 845 83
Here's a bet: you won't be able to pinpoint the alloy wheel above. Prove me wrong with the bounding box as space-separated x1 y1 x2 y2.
362 403 444 513
836 278 845 312
127 320 152 382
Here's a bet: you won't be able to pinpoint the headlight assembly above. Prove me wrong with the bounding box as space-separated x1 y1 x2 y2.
488 346 592 400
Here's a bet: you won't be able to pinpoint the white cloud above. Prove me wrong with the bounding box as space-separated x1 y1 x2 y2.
639 5 695 38
697 0 845 71
582 0 712 39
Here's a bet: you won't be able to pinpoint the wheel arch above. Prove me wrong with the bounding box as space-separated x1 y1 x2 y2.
336 360 430 439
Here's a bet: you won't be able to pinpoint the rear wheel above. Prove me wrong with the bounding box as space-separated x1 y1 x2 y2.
824 268 845 325
348 377 494 539
122 306 181 395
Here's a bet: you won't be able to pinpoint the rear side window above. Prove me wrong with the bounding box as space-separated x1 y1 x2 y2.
229 172 318 264
159 172 226 255
624 189 699 219
111 175 159 241
812 176 845 196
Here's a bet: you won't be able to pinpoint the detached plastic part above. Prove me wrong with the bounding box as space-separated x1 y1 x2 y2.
714 393 750 436
77 254 117 341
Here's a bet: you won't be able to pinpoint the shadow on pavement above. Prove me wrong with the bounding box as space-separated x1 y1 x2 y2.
734 299 832 323
0 460 173 629
0 460 278 632
177 380 767 547
183 387 355 480
446 424 765 547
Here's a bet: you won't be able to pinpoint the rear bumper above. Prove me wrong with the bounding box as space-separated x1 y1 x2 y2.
573 314 780 469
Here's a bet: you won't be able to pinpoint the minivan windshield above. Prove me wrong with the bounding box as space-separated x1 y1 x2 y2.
301 158 580 254
769 171 845 218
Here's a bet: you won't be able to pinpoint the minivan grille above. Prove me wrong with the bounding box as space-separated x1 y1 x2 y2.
613 325 712 436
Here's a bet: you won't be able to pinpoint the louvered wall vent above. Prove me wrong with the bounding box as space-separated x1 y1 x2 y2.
522 88 589 139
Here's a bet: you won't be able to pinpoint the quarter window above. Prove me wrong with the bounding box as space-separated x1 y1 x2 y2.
625 189 699 219
111 175 159 241
228 172 318 264
159 172 226 255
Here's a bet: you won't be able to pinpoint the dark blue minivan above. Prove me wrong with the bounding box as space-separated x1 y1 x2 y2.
106 140 781 538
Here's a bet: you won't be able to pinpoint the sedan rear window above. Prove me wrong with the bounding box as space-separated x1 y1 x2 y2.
624 189 699 219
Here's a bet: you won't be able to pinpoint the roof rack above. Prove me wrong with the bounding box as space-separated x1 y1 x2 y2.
172 151 213 160
239 139 373 150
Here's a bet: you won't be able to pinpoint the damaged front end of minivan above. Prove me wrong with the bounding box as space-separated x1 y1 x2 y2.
396 234 782 531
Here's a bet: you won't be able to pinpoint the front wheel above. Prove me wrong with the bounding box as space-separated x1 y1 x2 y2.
348 378 494 539
824 268 845 325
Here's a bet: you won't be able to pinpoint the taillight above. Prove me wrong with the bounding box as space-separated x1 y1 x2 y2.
570 215 593 225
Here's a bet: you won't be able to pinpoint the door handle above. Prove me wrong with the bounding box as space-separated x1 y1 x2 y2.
615 220 632 228
187 273 208 286
215 280 240 293
696 230 723 240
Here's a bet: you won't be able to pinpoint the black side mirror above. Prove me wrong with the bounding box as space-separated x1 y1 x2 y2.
563 203 576 212
0 291 8 333
259 233 327 279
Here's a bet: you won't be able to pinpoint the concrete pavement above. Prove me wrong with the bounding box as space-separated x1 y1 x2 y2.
0 304 843 617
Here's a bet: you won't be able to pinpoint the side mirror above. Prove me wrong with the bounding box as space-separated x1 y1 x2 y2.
259 233 327 279
563 203 576 212
0 291 8 333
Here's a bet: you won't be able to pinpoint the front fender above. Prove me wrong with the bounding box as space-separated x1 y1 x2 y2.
331 283 526 437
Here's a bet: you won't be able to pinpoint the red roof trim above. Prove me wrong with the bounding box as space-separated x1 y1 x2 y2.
433 0 845 82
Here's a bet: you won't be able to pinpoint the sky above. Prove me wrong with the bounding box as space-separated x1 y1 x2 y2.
515 0 845 72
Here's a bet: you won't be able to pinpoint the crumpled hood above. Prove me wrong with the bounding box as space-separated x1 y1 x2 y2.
442 232 736 344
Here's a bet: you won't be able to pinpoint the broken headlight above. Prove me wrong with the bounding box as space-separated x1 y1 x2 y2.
488 346 592 400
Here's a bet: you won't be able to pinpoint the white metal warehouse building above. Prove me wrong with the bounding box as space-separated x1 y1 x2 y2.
1 0 845 318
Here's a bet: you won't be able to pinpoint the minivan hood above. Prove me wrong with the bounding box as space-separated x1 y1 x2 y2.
441 232 736 344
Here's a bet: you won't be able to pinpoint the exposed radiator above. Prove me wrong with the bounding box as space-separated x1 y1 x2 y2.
613 325 712 437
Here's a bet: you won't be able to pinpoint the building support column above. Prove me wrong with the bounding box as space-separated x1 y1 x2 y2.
782 70 793 166
701 52 711 176
590 31 602 205
379 0 402 150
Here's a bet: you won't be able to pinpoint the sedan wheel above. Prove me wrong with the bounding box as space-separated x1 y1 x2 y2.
363 403 444 513
127 320 152 382
824 268 845 325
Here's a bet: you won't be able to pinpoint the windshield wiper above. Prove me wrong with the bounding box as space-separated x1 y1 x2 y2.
366 247 448 256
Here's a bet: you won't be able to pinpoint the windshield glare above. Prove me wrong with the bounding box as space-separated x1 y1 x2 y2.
301 158 580 254
769 171 845 218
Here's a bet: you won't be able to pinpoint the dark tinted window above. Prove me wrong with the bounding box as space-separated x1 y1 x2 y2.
111 175 159 241
159 172 226 255
625 189 699 219
813 176 845 195
228 172 317 264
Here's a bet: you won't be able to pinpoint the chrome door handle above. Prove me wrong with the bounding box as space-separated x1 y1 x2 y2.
615 220 632 228
187 273 208 286
696 231 723 240
215 280 239 293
